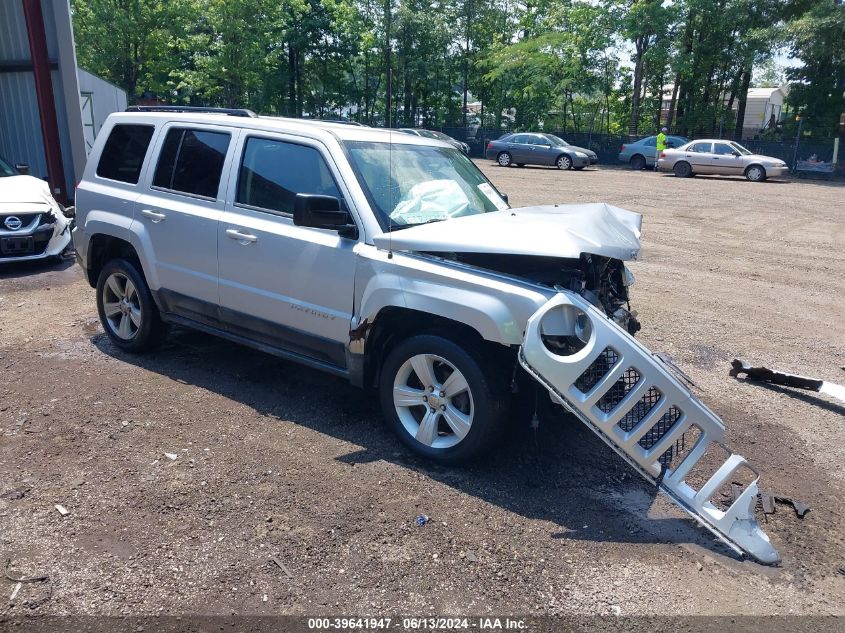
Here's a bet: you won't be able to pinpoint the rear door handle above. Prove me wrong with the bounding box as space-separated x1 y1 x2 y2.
141 209 166 223
226 228 258 244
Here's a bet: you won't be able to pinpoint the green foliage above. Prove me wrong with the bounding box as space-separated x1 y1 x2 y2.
70 0 841 135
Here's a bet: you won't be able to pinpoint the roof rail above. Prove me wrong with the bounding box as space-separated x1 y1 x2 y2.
125 105 256 118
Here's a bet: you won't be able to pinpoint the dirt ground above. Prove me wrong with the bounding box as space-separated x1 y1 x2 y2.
1 164 843 619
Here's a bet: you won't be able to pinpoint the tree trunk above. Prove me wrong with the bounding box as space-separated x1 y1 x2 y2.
733 65 752 140
629 36 648 136
666 77 680 128
288 41 297 117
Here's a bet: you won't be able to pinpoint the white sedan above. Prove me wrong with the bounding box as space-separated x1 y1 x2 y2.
657 139 790 182
0 156 72 264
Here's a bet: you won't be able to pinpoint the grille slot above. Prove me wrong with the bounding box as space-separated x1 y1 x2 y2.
574 347 619 393
617 386 661 432
639 405 683 450
597 367 640 412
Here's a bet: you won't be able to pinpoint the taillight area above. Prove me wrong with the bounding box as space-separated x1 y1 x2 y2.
486 142 493 150
620 144 626 151
660 152 665 158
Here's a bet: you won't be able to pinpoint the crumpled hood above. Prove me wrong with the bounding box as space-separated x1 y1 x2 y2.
0 175 55 213
373 203 642 261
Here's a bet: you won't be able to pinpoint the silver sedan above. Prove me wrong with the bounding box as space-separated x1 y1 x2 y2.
657 139 789 182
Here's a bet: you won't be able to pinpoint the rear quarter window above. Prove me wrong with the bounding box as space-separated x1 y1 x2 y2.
96 124 155 184
152 128 231 199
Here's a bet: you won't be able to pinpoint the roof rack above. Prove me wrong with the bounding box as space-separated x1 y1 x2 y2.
125 105 256 118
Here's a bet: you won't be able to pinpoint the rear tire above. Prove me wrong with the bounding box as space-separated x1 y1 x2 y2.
378 335 509 464
673 161 692 178
497 152 512 167
96 258 167 353
745 164 766 182
630 154 646 170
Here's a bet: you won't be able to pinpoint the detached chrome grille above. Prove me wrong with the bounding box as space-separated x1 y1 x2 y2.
519 292 780 565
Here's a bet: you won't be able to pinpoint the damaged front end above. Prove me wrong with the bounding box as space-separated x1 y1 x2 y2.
519 292 780 565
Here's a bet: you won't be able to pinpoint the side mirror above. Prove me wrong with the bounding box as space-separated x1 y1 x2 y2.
14 163 30 175
500 193 509 204
294 194 357 239
62 205 75 218
732 151 741 157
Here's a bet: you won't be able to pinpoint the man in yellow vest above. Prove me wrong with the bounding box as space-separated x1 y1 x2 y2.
655 127 668 170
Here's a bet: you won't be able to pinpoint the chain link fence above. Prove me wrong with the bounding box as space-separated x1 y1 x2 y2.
438 126 842 178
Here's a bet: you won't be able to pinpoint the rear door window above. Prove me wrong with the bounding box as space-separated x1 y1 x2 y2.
236 137 341 215
96 124 155 184
689 142 713 153
152 128 231 199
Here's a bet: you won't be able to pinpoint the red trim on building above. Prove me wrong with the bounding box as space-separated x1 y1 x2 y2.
22 0 67 205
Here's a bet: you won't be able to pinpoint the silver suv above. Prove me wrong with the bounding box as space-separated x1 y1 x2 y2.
73 106 639 463
73 106 779 563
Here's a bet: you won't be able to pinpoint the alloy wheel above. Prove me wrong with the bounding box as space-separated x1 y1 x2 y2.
497 152 511 167
392 353 474 449
558 155 572 170
102 272 142 340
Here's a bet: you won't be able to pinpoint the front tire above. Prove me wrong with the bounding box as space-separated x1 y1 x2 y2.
96 258 166 353
630 154 646 170
745 164 766 182
556 154 573 170
378 335 509 464
497 152 512 167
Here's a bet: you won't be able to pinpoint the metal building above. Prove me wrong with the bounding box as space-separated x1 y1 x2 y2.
0 0 87 205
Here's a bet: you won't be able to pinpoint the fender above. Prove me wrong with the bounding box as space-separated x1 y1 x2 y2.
351 245 553 352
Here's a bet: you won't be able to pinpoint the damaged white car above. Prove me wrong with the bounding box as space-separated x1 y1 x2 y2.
0 155 72 264
72 107 779 565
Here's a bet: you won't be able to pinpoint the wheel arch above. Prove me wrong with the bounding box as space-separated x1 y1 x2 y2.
361 306 509 389
745 163 767 179
86 233 143 288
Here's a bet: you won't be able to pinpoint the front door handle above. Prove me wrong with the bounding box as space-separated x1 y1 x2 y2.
226 228 258 244
141 209 166 223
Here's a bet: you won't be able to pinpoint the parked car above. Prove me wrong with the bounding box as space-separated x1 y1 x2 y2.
619 135 689 170
398 128 470 155
72 106 779 564
74 106 641 465
485 133 596 170
658 139 789 181
0 154 72 264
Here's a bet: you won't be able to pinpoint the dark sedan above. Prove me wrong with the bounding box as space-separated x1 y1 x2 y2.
485 133 596 170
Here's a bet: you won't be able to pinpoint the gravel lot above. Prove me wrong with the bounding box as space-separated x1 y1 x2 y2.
1 164 843 618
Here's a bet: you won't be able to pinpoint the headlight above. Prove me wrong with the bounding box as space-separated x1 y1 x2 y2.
575 152 587 158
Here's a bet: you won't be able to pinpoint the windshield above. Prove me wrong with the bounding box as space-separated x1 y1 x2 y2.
544 134 569 146
0 156 16 177
344 141 509 229
730 142 753 156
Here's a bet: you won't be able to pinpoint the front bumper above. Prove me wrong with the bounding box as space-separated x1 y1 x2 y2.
572 156 590 168
0 211 71 264
766 166 790 178
519 292 780 565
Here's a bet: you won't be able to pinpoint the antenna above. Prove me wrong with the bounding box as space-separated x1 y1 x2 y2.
387 66 393 259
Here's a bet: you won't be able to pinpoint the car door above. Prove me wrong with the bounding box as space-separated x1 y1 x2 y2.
683 141 713 173
506 134 531 164
528 135 556 165
217 133 358 370
133 124 236 325
712 142 743 175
